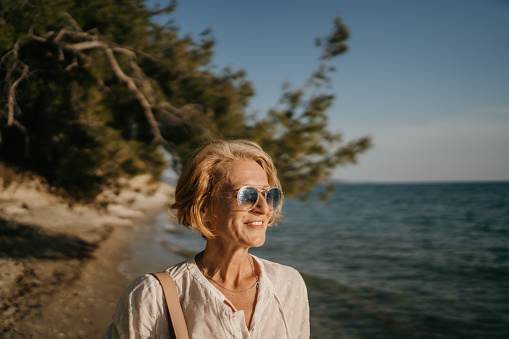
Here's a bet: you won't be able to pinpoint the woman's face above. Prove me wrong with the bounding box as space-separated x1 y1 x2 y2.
203 159 273 250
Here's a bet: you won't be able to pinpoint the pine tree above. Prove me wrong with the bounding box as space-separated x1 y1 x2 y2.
0 0 371 199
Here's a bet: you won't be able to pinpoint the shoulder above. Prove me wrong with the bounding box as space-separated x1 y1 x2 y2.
161 256 200 299
255 256 307 292
256 256 303 280
116 273 164 317
121 258 190 305
165 257 190 279
124 274 160 299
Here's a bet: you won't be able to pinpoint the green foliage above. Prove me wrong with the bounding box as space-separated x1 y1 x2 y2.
0 0 371 199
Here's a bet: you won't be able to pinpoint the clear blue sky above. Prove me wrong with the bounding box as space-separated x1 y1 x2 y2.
151 0 509 182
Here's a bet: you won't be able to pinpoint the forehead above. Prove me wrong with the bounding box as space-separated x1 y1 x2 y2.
222 160 269 188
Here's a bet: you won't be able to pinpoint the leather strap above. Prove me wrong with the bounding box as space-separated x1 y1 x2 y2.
152 272 190 339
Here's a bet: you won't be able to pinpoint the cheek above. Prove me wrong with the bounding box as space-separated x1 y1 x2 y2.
202 198 229 223
207 208 238 230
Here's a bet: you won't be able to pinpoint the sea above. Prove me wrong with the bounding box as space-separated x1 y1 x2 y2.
123 182 509 338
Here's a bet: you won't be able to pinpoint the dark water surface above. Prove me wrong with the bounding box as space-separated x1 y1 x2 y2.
147 182 509 338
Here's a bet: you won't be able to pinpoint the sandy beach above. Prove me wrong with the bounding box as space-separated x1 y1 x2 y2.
0 174 176 338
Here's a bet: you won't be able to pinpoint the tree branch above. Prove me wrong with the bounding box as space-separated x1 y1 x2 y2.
102 47 165 144
29 29 175 145
7 64 29 126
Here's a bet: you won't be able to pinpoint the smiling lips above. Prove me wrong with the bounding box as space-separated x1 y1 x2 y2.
246 220 264 227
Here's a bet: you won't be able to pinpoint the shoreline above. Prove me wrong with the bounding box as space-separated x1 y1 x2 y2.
0 174 176 337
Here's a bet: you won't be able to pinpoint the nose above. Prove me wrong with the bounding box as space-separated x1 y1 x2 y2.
252 191 271 214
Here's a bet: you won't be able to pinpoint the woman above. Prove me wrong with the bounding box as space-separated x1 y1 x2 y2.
104 139 310 338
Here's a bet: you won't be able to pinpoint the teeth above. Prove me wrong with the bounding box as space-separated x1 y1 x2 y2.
249 221 262 226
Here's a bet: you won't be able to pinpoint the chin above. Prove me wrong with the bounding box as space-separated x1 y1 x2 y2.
249 236 266 248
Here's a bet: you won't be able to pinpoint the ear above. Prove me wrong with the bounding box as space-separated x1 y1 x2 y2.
201 203 211 224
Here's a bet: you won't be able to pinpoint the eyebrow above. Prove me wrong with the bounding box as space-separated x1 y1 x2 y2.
233 184 271 190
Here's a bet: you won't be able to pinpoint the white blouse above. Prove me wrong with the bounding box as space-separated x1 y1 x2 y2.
104 254 310 338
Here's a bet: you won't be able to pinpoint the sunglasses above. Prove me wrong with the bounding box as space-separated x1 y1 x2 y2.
220 186 283 212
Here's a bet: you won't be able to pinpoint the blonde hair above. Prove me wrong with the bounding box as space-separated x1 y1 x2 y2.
170 139 282 239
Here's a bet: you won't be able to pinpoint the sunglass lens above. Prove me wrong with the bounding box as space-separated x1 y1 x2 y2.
238 187 258 210
267 188 282 211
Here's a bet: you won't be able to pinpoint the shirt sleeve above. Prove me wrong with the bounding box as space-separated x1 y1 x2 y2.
103 274 171 339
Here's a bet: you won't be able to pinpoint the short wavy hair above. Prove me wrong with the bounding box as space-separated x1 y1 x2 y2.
170 139 283 239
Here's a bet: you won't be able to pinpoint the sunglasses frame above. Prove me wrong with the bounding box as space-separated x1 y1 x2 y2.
216 185 283 212
238 186 283 212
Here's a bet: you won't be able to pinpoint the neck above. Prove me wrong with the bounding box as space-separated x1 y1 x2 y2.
199 243 257 289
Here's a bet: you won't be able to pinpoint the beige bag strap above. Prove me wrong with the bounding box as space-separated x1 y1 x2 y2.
152 272 190 339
